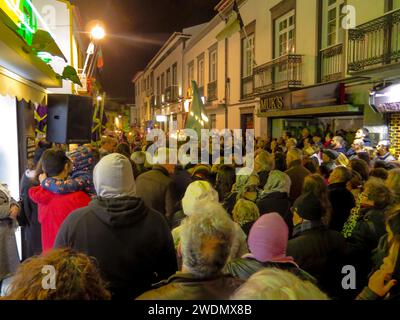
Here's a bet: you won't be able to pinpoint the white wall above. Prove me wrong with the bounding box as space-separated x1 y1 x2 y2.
0 94 19 199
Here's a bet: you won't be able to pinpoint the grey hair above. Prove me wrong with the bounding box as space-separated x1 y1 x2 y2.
180 202 235 277
231 268 329 300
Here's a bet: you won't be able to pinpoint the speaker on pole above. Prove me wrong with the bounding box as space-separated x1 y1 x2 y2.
46 94 94 144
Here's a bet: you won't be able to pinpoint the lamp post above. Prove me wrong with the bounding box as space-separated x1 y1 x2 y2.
81 24 106 83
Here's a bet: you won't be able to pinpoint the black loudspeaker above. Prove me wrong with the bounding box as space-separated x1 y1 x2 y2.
46 94 93 144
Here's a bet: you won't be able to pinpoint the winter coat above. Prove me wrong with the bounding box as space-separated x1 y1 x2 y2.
29 186 90 252
19 172 42 259
328 182 356 232
54 197 178 299
256 192 293 237
223 192 238 216
223 257 316 283
346 207 388 289
287 221 348 298
172 166 192 201
0 190 20 279
285 160 311 202
136 272 244 300
135 165 178 221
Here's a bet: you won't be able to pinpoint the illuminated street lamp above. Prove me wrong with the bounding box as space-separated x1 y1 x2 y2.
81 23 106 83
91 24 106 40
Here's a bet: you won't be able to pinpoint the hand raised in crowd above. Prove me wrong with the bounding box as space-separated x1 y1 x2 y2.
9 204 20 220
368 269 397 297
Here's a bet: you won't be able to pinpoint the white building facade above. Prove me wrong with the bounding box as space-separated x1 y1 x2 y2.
134 0 400 146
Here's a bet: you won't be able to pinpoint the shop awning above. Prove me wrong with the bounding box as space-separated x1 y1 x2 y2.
0 11 61 89
258 104 362 118
0 66 46 105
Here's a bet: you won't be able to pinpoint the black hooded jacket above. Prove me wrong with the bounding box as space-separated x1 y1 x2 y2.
54 197 178 299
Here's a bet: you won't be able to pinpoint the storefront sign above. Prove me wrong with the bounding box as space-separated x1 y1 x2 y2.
291 83 345 109
1 0 38 45
260 95 284 112
370 83 400 113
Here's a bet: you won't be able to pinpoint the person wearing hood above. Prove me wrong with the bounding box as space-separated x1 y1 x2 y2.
224 213 315 282
54 153 177 299
256 170 293 236
287 192 348 299
39 145 98 198
29 149 91 252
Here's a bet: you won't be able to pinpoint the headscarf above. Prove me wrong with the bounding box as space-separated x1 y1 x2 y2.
232 198 260 226
232 168 260 201
245 212 297 265
260 170 291 198
182 180 219 216
93 153 136 198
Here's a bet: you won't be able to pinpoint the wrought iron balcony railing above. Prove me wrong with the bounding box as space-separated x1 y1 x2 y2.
321 43 345 82
254 54 303 94
207 81 218 102
348 9 400 72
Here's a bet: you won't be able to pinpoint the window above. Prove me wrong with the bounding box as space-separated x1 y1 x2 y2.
166 68 171 87
209 49 217 82
156 77 160 95
275 10 296 58
242 34 255 78
172 63 177 85
161 73 165 93
323 0 345 48
188 61 194 87
150 72 154 92
197 56 205 87
393 0 400 10
210 114 216 129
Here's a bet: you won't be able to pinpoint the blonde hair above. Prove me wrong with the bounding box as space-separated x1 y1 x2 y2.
231 268 329 300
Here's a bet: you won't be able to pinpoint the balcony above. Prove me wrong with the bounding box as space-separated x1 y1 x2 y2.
348 9 400 73
164 86 178 103
207 81 218 102
241 75 254 99
254 54 303 94
321 43 345 82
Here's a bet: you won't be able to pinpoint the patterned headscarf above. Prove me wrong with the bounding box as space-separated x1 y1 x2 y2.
260 170 291 198
232 168 260 201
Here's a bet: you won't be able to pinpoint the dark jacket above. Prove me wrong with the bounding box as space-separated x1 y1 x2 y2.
19 173 42 259
54 197 178 299
346 207 388 290
135 165 178 221
136 272 244 300
285 160 311 202
287 221 348 298
223 257 316 283
328 182 356 232
223 192 238 216
258 170 269 189
256 192 293 237
172 166 192 201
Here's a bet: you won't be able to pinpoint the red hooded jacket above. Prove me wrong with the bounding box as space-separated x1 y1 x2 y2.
29 186 90 252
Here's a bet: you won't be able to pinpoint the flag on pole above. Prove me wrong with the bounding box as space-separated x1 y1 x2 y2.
216 0 244 41
97 47 104 70
185 80 209 137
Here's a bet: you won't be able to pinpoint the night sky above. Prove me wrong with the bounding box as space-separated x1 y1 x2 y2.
72 0 219 103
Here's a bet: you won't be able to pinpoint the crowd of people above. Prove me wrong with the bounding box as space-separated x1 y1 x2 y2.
0 126 400 300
